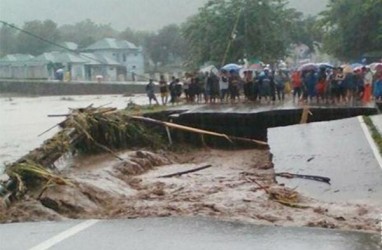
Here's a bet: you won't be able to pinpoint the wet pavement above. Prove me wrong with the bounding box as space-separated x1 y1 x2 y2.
0 217 380 250
175 100 377 115
269 117 382 205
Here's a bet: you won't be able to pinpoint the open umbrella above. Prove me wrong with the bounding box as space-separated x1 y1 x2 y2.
351 63 363 69
221 63 243 72
341 64 353 74
369 62 382 72
316 62 334 69
200 65 219 75
248 63 263 71
298 63 317 72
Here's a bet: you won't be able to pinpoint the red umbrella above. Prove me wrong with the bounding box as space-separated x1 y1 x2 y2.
248 63 263 71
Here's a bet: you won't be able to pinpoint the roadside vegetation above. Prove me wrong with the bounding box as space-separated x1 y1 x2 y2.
363 116 382 155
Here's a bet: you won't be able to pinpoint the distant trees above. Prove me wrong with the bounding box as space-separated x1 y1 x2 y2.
118 27 150 49
59 19 118 49
145 24 187 69
0 24 17 56
16 20 61 55
181 0 312 67
318 0 382 60
289 16 323 52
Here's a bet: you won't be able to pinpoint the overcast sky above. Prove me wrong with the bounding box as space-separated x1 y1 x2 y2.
0 0 327 31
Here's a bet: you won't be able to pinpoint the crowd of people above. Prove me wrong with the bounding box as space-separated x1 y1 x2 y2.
146 64 382 106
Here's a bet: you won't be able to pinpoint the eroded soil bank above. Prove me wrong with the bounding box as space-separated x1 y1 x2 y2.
1 147 380 233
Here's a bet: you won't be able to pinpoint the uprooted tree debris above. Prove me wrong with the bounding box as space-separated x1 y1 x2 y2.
0 106 268 205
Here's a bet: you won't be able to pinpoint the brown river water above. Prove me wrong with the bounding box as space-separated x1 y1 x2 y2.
0 94 149 172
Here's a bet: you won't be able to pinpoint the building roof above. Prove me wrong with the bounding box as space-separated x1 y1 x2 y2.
0 54 34 62
0 51 124 67
80 53 122 66
32 51 88 64
48 42 79 52
83 38 138 51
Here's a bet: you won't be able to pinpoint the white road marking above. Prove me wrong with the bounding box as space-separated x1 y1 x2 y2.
358 116 382 170
29 219 99 250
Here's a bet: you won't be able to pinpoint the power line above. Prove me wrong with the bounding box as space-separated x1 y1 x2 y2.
0 20 105 65
0 20 76 53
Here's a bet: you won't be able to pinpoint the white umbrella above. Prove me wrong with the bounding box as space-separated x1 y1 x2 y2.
200 65 218 75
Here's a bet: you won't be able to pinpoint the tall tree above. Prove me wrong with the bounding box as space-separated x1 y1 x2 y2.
16 20 60 55
182 0 303 67
118 27 151 47
145 24 187 69
0 23 17 56
318 0 382 61
59 19 117 49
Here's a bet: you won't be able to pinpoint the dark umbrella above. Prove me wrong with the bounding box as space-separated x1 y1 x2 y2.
298 63 318 72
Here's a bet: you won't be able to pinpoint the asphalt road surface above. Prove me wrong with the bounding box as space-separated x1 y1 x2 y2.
269 116 382 205
0 217 380 250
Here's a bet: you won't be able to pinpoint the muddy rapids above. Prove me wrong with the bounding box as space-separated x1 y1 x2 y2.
1 147 380 233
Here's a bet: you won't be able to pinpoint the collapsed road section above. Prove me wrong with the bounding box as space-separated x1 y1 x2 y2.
0 104 381 235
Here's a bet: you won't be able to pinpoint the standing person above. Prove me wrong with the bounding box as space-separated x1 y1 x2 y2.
183 73 191 102
329 68 340 104
228 70 240 103
196 72 204 103
363 67 373 103
159 75 169 105
219 70 229 103
204 72 213 103
131 66 136 81
274 70 285 101
373 77 382 101
175 78 183 101
291 70 302 102
305 70 318 103
146 79 159 106
55 68 64 81
252 71 260 102
336 68 346 103
344 71 356 104
188 76 198 103
243 70 251 100
169 76 178 105
210 73 220 104
259 69 274 103
316 68 327 103
355 69 365 101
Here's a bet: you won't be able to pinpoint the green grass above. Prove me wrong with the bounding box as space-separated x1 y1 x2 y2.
363 116 382 155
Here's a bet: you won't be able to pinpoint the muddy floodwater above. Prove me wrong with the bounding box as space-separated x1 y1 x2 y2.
1 94 381 239
0 94 148 172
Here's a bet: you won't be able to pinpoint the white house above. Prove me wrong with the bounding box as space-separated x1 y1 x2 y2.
0 38 145 81
82 38 144 81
